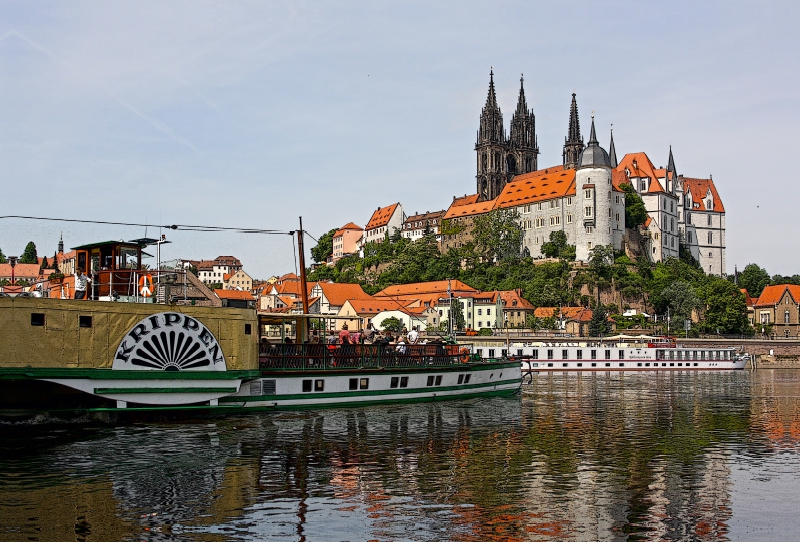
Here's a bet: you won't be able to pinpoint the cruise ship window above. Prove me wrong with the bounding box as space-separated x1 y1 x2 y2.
315 380 324 392
532 350 538 359
604 350 611 360
577 350 583 360
619 350 625 359
391 377 399 388
591 350 597 360
400 377 409 387
562 350 568 359
349 378 358 390
547 349 553 360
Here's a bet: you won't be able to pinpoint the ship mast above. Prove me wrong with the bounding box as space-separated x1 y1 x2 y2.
297 217 310 342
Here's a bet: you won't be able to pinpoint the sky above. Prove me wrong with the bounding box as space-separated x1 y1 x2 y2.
0 1 798 278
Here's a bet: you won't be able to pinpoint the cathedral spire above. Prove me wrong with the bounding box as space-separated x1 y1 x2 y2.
58 232 64 254
667 145 677 176
515 74 528 115
562 93 584 169
476 69 506 201
485 69 498 110
608 126 618 168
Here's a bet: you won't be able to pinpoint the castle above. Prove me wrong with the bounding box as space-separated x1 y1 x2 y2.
454 72 727 274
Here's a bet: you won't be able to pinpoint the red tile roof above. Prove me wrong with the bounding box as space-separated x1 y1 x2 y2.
495 166 577 209
0 263 43 280
754 285 800 307
741 289 754 307
375 280 478 298
533 307 584 319
344 299 416 315
451 194 480 207
315 282 372 306
214 289 254 300
683 177 725 213
366 203 400 230
443 197 498 219
497 289 535 310
334 222 363 237
616 152 665 194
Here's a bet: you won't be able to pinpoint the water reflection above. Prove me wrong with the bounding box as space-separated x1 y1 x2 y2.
2 370 800 541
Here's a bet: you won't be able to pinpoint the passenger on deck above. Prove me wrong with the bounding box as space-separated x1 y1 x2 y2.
259 338 273 354
396 336 408 355
362 323 376 344
327 330 338 345
338 324 352 345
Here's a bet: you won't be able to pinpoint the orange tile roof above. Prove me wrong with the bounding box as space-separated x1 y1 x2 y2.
741 289 754 307
223 273 232 281
443 197 498 219
345 299 416 315
533 306 584 319
683 177 725 213
495 166 576 209
754 284 800 307
214 289 254 300
616 152 665 194
0 263 43 280
451 194 480 207
316 282 372 306
365 203 400 230
334 222 363 237
496 289 535 310
375 280 478 298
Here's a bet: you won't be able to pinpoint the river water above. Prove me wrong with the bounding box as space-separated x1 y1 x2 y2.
2 369 799 541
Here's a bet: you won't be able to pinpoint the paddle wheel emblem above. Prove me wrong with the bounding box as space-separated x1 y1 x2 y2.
113 312 226 371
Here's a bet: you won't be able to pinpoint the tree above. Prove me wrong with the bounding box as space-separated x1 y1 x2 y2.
40 256 49 272
697 277 751 335
620 183 648 228
472 208 523 261
310 228 337 264
50 251 60 272
380 316 403 333
525 314 541 330
0 247 6 264
451 300 466 331
738 263 770 298
589 305 610 337
588 245 615 279
20 242 38 264
660 280 700 326
541 230 576 261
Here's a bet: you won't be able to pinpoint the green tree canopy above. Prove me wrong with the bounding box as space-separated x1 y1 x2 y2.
20 242 38 264
588 245 615 279
0 247 6 264
589 305 611 336
697 277 752 335
541 230 576 261
472 209 523 262
620 183 648 228
737 263 770 298
660 280 700 325
310 228 337 264
380 316 403 333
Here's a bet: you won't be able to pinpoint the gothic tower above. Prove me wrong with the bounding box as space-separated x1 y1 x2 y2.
562 93 584 169
475 70 507 201
508 75 539 176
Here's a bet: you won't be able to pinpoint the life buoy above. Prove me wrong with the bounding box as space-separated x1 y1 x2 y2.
459 347 470 363
138 274 154 297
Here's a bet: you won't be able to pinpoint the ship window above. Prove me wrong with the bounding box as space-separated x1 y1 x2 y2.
532 350 538 359
577 363 583 367
476 349 483 357
400 376 409 387
562 349 568 359
548 363 553 367
605 362 610 367
488 349 495 357
619 363 624 367
427 376 435 386
678 363 682 367
669 363 674 367
605 350 611 360
619 350 624 359
463 375 470 384
391 377 400 388
562 363 568 367
517 349 523 356
349 378 358 390
79 315 92 328
315 379 324 391
435 375 442 386
458 375 464 384
694 363 699 366
360 378 369 389
591 363 596 367
547 349 554 359
501 349 507 357
645 363 650 366
263 380 276 395
638 363 642 367
302 380 312 392
662 363 667 367
577 350 583 360
591 350 597 360
244 324 252 335
31 313 45 326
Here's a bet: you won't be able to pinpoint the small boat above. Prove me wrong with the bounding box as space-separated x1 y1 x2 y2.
475 335 749 373
0 224 520 420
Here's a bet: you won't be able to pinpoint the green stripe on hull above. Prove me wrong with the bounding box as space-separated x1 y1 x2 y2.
94 387 238 394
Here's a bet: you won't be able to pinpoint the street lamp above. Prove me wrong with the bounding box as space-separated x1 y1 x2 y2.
8 256 17 284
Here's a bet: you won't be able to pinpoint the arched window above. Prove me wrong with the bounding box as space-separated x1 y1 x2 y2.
708 232 713 244
507 155 517 174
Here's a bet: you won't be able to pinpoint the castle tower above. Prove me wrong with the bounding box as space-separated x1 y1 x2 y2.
574 116 621 262
608 127 618 168
562 93 584 169
475 70 507 201
508 75 539 176
58 233 64 254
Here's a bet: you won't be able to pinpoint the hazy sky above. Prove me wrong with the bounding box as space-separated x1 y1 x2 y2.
0 1 797 278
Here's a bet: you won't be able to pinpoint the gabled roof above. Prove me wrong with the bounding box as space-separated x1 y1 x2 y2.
214 289 254 300
334 223 363 237
496 289 535 310
365 203 400 230
741 289 754 307
214 256 242 267
443 197 497 220
223 273 232 281
403 210 445 225
616 152 666 194
314 282 372 306
683 177 725 213
451 194 480 207
533 306 585 319
375 280 478 298
0 263 43 279
495 166 576 209
754 284 800 307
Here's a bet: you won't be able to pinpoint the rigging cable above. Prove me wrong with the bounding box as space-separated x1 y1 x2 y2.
0 215 291 235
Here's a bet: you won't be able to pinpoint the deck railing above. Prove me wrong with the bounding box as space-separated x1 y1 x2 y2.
258 343 476 371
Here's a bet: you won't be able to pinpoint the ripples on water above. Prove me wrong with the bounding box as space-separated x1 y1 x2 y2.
2 370 800 541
